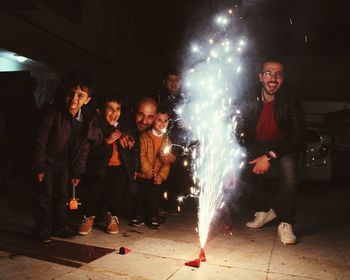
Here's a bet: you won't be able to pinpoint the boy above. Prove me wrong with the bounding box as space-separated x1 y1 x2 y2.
78 93 129 235
34 71 93 242
135 107 171 229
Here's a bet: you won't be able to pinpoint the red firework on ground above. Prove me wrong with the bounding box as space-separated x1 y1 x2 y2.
185 248 206 268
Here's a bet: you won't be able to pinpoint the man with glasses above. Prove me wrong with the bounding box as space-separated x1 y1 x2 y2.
238 58 305 245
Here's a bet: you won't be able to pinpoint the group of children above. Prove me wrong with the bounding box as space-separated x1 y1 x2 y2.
34 71 175 242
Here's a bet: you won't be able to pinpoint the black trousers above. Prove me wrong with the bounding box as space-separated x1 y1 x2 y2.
84 165 128 218
134 178 160 221
240 142 301 225
33 166 69 231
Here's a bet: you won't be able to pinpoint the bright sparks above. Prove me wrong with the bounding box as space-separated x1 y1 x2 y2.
180 8 245 248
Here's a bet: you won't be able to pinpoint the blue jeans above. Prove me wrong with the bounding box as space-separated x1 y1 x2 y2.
241 142 300 225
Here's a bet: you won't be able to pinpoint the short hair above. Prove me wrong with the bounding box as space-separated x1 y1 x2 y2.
163 65 181 78
157 105 170 116
135 97 158 111
62 70 93 96
97 93 122 112
261 57 285 70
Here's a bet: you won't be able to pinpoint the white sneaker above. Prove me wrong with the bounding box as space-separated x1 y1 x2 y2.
278 222 297 245
246 208 277 228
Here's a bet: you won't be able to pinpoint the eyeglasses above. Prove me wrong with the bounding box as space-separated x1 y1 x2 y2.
262 71 283 78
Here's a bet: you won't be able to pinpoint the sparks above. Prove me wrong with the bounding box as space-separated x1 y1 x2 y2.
180 9 244 248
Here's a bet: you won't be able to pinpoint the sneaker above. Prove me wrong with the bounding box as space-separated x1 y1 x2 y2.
149 217 159 230
37 228 51 243
129 216 145 227
277 222 297 245
246 208 277 228
52 225 76 238
78 216 95 236
105 211 119 234
168 209 179 217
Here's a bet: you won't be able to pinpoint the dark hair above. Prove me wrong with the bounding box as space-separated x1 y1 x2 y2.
163 65 181 78
62 70 93 96
261 57 285 69
157 105 170 116
97 93 122 112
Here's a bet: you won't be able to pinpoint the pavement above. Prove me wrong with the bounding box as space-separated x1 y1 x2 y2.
0 182 349 280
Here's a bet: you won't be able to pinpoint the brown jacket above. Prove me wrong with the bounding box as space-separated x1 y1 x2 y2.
140 130 171 181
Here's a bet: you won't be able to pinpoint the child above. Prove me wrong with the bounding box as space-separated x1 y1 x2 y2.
135 107 171 229
34 71 93 242
78 93 129 235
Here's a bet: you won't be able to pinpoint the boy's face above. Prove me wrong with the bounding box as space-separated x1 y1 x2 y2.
153 113 169 134
103 101 121 126
164 74 181 94
66 86 91 114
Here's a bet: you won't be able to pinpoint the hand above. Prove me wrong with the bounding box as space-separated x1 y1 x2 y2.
145 169 154 179
37 172 45 183
71 178 80 187
106 130 122 144
249 155 271 175
160 151 176 165
153 174 163 185
119 134 135 149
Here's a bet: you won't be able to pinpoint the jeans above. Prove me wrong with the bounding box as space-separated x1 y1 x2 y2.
33 166 69 231
84 165 128 218
241 141 300 225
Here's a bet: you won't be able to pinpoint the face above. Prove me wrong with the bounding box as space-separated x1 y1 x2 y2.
164 74 181 94
66 86 91 114
153 113 169 134
259 62 284 96
103 101 121 126
135 101 157 132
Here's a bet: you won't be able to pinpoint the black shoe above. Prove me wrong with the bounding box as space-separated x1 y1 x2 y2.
149 217 159 230
37 228 51 243
129 216 145 227
52 225 76 238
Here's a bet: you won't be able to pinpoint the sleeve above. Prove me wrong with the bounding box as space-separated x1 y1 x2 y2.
140 133 154 175
157 136 171 181
34 107 55 173
270 96 306 157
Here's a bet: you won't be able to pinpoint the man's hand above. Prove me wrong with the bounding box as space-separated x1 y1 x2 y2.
153 174 163 185
106 130 122 145
37 172 45 183
160 151 176 165
118 134 135 149
249 155 271 175
71 178 80 187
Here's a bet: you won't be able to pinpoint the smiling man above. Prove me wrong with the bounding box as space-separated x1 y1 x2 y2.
238 58 306 245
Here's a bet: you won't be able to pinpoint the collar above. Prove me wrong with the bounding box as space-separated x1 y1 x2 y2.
151 128 164 137
75 109 83 122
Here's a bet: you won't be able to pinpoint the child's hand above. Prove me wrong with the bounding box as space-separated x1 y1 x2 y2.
119 134 135 149
106 130 122 144
71 178 80 187
37 172 45 183
159 151 176 165
153 174 163 185
145 169 154 179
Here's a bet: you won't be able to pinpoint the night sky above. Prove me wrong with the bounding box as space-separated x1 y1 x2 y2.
129 0 350 62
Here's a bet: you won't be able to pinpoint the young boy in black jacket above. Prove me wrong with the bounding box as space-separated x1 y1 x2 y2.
78 93 129 235
34 71 94 242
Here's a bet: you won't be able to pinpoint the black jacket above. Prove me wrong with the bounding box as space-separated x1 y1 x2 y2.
35 104 101 179
238 85 306 157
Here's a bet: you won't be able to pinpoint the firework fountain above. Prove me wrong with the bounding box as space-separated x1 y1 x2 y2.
177 6 246 264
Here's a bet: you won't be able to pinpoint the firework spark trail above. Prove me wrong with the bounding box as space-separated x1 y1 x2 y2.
178 9 245 248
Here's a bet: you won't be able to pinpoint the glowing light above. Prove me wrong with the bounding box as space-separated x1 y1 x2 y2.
14 55 28 63
183 160 189 167
163 145 171 154
163 191 168 200
180 9 244 248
